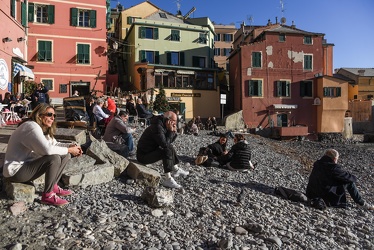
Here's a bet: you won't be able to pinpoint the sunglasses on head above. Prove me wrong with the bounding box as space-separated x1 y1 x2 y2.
44 112 56 118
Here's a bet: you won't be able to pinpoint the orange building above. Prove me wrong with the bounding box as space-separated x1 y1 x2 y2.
26 0 109 102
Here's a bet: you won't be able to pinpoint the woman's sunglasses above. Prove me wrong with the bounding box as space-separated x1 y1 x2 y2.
43 112 56 118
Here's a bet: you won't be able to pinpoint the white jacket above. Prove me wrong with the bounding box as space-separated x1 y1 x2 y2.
3 121 69 177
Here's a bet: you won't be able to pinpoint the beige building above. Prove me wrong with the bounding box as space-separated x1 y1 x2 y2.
119 1 220 120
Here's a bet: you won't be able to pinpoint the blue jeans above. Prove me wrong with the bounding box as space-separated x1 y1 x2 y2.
346 182 364 205
122 133 134 152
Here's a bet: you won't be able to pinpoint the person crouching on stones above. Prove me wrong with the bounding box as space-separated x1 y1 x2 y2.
3 103 83 206
136 111 189 189
217 133 254 172
306 149 374 210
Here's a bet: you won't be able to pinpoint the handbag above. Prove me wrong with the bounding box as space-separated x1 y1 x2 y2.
113 135 125 144
195 155 208 165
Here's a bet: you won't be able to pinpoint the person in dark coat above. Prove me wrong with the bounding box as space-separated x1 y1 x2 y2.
306 149 374 209
217 133 254 171
136 111 189 189
202 134 228 167
31 83 49 109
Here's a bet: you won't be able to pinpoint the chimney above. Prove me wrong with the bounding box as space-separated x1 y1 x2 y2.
291 21 296 28
358 70 365 76
276 17 278 24
267 19 272 25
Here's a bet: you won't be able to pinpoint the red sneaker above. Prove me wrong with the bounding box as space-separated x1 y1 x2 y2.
53 184 73 197
41 192 69 206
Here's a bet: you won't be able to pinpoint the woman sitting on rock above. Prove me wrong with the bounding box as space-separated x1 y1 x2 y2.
217 133 254 171
3 103 82 206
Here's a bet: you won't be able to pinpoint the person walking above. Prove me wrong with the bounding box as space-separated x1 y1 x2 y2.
136 111 189 188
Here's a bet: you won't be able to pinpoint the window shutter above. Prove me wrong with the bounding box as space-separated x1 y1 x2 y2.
84 45 90 63
258 80 263 96
276 81 281 96
154 28 159 39
127 16 133 24
77 44 83 62
155 51 159 64
139 27 145 38
306 82 313 96
323 87 328 97
248 80 253 96
89 10 97 28
38 41 45 60
286 81 290 97
48 5 55 24
70 8 78 26
21 2 27 26
336 87 341 97
139 50 145 62
180 52 185 66
45 41 52 61
28 3 34 22
300 81 305 97
11 0 15 17
167 52 171 65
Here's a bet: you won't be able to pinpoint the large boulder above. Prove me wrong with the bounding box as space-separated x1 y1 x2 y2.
126 161 161 187
224 110 246 131
86 137 130 177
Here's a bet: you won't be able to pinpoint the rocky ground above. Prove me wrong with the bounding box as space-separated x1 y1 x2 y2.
0 129 373 250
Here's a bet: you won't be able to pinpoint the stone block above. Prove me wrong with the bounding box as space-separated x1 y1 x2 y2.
55 128 87 145
141 186 174 208
86 138 130 177
3 180 36 203
61 161 114 187
225 110 246 131
126 161 161 187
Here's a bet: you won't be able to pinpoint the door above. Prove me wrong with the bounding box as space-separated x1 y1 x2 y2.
277 113 288 127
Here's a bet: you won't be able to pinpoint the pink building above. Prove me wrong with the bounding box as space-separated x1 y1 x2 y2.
0 0 29 98
27 0 109 101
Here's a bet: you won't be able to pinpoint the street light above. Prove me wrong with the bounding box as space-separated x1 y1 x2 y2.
112 41 118 50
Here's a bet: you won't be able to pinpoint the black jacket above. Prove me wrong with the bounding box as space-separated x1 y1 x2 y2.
137 115 177 154
218 140 251 169
306 155 357 207
207 140 227 158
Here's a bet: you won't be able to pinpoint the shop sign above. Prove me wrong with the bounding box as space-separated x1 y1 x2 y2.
171 93 201 97
0 59 9 90
166 97 181 101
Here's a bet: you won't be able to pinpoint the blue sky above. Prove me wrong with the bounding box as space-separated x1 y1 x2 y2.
111 0 374 69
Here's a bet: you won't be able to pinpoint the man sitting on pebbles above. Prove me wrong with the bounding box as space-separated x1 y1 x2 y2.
306 148 374 210
136 111 189 189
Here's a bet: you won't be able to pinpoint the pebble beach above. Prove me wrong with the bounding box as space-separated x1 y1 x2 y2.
0 129 373 250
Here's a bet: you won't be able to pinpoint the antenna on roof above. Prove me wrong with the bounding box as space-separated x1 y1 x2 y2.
176 0 181 12
279 0 286 24
247 15 253 27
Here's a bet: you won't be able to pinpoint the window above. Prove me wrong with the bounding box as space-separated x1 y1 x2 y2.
77 44 90 64
198 33 207 44
252 52 261 68
323 87 341 97
38 41 52 62
167 52 184 66
70 8 96 28
214 34 220 41
192 56 206 68
214 48 220 56
276 81 291 97
139 27 159 39
304 35 312 44
41 79 53 91
59 84 68 93
28 3 55 24
159 13 167 18
304 55 313 70
170 30 180 41
279 33 286 42
223 34 233 42
300 81 313 97
139 50 159 64
222 48 231 57
248 80 263 97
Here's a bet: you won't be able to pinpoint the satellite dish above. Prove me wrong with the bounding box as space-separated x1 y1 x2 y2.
280 17 286 24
